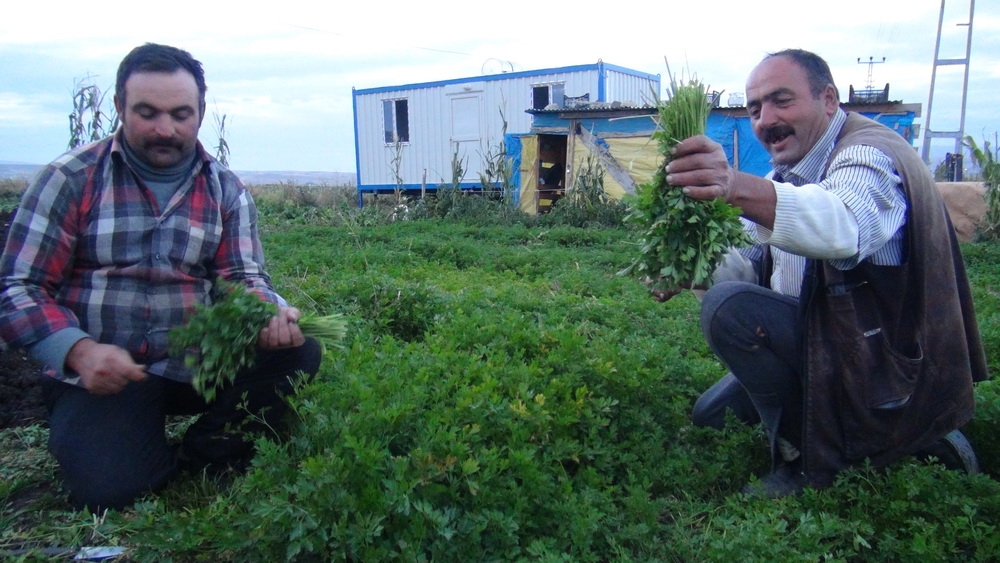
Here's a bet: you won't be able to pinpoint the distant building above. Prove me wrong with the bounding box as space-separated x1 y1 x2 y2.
351 62 661 205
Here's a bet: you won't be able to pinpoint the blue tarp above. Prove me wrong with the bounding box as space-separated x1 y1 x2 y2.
506 133 523 205
668 111 915 178
516 108 918 198
706 114 773 177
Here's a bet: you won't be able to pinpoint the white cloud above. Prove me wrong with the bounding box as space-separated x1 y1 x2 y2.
0 92 65 127
1 0 996 171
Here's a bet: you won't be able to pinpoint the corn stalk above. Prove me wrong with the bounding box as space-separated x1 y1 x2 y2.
478 105 516 203
213 108 231 168
965 134 1000 240
449 142 467 190
566 152 607 211
389 133 405 206
68 77 116 149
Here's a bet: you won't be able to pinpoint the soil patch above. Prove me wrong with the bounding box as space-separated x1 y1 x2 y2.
0 209 47 430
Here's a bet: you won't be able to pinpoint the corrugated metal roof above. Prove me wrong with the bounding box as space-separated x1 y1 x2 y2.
529 100 919 116
527 101 656 114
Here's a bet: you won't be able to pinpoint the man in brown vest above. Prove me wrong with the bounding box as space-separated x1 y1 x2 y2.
657 49 986 496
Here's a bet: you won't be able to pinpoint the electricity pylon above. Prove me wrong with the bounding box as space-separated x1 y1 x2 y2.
920 0 975 165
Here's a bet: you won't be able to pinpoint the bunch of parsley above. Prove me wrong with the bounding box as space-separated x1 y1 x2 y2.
168 279 346 401
620 76 750 291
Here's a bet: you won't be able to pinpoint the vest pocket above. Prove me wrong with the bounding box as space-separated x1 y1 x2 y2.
837 328 922 461
821 284 922 462
858 332 921 409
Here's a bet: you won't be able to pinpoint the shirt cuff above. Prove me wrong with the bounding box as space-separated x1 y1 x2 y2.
26 327 91 379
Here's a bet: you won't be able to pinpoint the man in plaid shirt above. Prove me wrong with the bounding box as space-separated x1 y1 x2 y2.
0 43 321 511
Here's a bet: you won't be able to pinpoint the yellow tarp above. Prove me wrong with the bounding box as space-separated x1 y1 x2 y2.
605 136 662 195
518 135 540 214
518 133 663 214
570 135 660 201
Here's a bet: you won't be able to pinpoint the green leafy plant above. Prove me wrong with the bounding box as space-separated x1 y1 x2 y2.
168 280 347 401
619 75 750 291
0 178 27 214
543 152 629 229
168 281 278 401
6 219 1000 561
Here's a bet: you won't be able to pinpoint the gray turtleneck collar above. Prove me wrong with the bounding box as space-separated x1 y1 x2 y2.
121 139 198 212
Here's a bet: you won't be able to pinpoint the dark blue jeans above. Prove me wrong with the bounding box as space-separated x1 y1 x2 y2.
692 282 804 449
43 338 322 511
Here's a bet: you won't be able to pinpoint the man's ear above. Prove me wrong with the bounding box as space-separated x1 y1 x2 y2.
113 95 124 123
823 84 839 116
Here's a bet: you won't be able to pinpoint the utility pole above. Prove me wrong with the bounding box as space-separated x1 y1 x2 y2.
921 0 975 166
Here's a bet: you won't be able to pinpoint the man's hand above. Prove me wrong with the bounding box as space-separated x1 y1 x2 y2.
643 276 708 303
665 135 736 202
258 306 305 350
643 276 684 303
66 339 147 395
665 134 777 229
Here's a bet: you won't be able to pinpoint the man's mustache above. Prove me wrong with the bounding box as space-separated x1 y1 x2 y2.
762 125 795 144
145 140 183 150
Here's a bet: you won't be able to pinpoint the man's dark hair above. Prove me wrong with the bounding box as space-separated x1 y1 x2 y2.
115 43 207 110
765 49 840 101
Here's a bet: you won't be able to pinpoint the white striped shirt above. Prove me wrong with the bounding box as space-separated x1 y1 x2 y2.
744 109 908 297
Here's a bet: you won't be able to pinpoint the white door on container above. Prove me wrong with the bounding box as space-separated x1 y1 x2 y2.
450 94 482 182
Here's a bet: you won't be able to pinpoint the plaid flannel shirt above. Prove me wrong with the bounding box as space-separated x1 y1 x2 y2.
0 131 284 384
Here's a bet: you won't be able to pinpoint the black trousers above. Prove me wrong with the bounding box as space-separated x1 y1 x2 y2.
692 282 804 454
43 338 322 512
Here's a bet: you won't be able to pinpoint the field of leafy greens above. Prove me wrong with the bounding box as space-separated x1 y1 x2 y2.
3 187 1000 561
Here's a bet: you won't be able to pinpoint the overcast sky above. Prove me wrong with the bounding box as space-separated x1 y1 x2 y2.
1 0 997 173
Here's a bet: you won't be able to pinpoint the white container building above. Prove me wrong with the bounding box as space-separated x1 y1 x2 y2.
351 61 661 204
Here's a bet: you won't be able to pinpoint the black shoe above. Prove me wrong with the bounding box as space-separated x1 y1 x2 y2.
915 429 980 474
175 444 250 478
742 463 805 498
